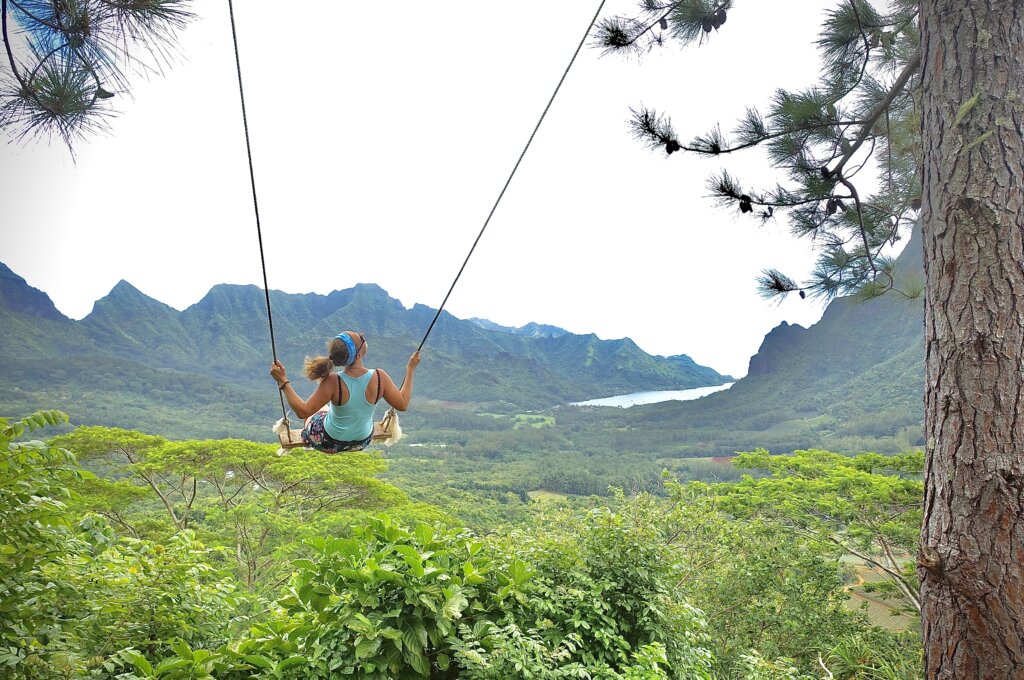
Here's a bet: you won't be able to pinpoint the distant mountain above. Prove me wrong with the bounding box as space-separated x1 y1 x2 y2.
0 263 94 363
600 227 925 456
469 319 570 339
0 264 730 438
0 263 66 321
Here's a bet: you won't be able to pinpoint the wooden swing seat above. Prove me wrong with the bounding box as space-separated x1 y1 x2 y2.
277 420 391 450
277 408 400 450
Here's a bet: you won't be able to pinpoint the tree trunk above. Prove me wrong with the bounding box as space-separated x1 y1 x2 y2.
918 2 1024 678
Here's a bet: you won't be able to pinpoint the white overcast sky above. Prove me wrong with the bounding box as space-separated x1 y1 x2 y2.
1 0 874 378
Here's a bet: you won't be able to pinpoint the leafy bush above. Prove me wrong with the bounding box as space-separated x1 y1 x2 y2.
0 413 246 679
507 499 713 676
275 517 509 678
0 410 81 677
4 408 923 679
59 527 243 666
129 505 718 679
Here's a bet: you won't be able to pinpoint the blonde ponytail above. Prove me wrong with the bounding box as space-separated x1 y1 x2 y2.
304 356 334 381
303 337 350 381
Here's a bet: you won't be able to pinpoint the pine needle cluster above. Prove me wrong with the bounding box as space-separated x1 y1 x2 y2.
594 1 732 56
604 0 922 301
1 0 193 151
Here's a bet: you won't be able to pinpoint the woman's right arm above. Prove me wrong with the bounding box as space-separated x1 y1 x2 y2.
271 359 333 419
381 351 420 411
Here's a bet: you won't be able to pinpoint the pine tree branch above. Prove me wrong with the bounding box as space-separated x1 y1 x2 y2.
687 120 868 156
829 48 921 178
14 4 99 85
836 175 876 276
25 42 66 85
885 108 893 190
2 0 33 97
617 0 687 49
860 11 918 32
99 0 170 9
600 1 732 53
621 3 921 301
838 0 873 103
71 45 104 106
813 50 919 294
712 178 851 210
841 136 876 180
9 0 62 32
633 106 868 157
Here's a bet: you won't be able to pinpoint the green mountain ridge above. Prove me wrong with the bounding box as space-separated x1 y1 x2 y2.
1 227 925 454
0 263 730 439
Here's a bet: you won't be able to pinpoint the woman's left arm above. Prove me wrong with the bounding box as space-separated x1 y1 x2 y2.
271 360 333 419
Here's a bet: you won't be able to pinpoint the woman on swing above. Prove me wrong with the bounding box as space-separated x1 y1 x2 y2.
270 331 421 453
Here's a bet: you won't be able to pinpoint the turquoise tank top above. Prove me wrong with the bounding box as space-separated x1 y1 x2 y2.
324 370 377 441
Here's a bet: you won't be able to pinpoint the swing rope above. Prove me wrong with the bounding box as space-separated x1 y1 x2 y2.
416 0 607 353
228 0 606 414
226 0 290 427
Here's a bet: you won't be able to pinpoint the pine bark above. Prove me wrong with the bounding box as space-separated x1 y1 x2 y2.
918 2 1024 678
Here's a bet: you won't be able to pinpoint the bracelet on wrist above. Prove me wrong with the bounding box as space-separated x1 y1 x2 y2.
278 380 290 390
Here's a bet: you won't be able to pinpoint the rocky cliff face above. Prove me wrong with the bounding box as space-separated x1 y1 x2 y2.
619 227 925 453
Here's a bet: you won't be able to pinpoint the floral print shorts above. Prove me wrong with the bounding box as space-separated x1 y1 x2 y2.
301 411 372 453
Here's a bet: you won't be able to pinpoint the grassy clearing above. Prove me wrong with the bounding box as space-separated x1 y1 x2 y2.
513 414 554 429
528 490 570 503
764 414 834 434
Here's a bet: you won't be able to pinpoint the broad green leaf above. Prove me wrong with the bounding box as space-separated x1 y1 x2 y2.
355 637 382 660
275 655 310 672
155 657 192 674
350 612 375 634
508 559 535 586
414 524 434 546
169 639 193 660
241 654 275 669
120 650 155 676
393 544 421 563
442 590 469 619
402 624 428 654
405 647 430 676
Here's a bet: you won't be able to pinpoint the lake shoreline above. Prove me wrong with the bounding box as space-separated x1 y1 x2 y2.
571 382 735 408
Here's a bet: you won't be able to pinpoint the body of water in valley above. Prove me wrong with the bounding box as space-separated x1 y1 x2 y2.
571 382 735 408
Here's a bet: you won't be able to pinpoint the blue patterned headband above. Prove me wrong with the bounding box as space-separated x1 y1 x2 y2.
333 333 357 366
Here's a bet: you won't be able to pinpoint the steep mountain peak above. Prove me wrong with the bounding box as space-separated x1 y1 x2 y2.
0 262 66 321
112 278 137 292
87 279 177 317
745 321 808 377
107 279 148 302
